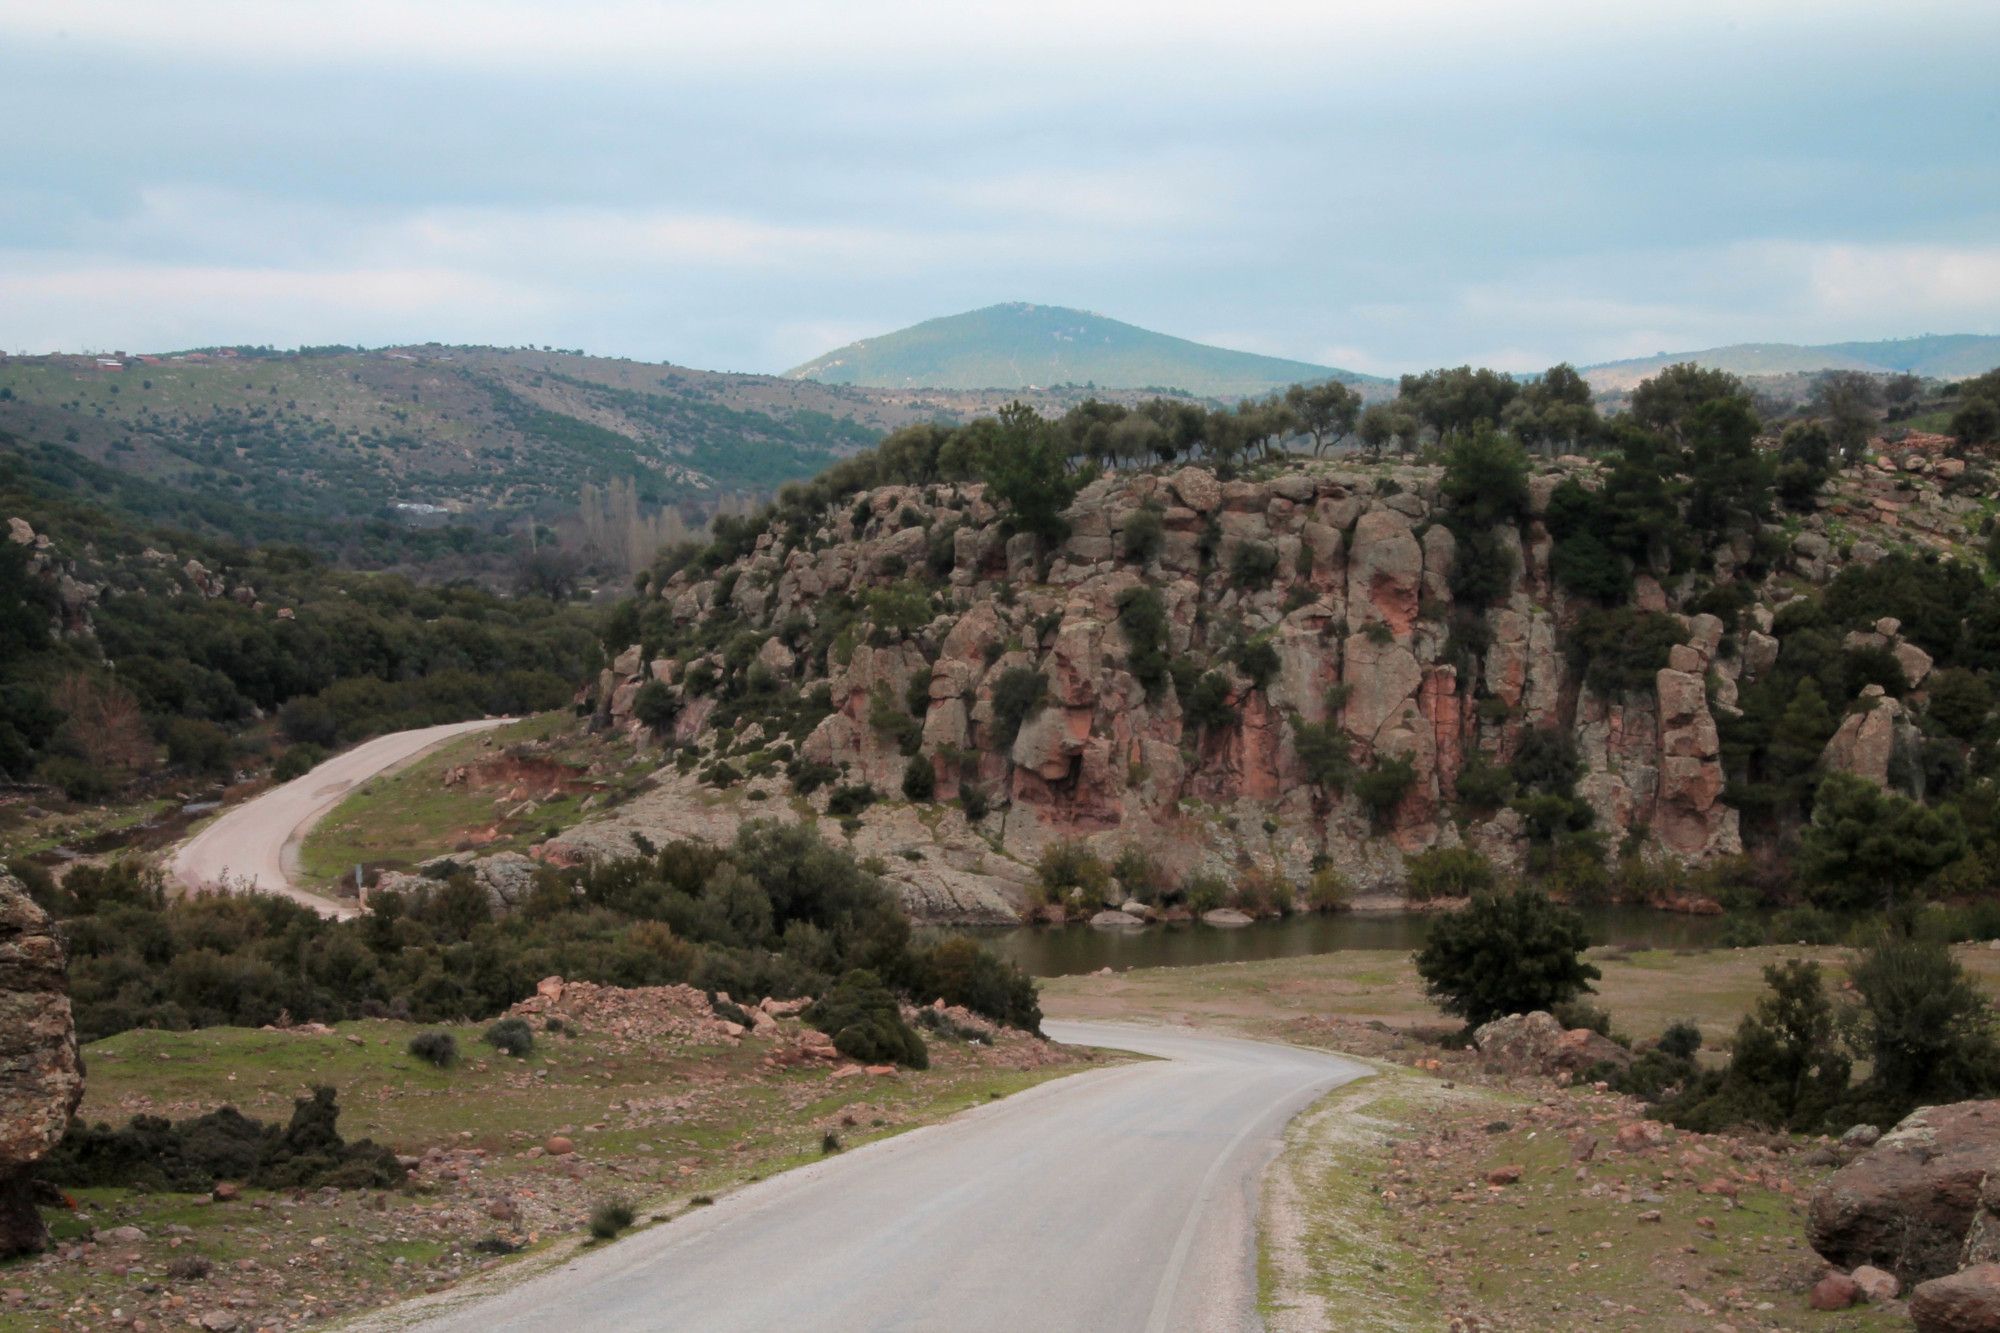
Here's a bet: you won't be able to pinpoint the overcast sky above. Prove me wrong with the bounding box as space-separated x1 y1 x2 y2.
4 0 1998 375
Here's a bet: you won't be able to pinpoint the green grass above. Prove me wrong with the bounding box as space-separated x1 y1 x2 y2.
296 714 589 884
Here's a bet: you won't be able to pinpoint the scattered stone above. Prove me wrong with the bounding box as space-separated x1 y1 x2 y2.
1809 1271 1860 1310
1851 1264 1900 1303
544 1136 575 1156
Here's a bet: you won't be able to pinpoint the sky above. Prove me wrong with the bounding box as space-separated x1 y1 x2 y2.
3 0 1998 376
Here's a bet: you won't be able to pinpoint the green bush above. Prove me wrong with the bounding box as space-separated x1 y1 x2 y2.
1122 506 1165 563
1846 934 2000 1120
589 1200 636 1240
1662 959 1849 1133
1403 847 1495 901
1036 841 1111 911
988 667 1048 747
1414 888 1600 1026
1183 671 1237 733
807 969 928 1069
407 1031 458 1069
42 1086 403 1193
1230 540 1280 590
273 743 327 781
1353 754 1417 824
632 679 678 732
483 1016 535 1057
164 718 234 776
1115 587 1171 697
825 783 878 817
900 754 936 802
1453 753 1514 810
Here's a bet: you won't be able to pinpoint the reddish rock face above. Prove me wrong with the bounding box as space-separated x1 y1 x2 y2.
0 871 85 1258
1810 1101 2000 1284
614 460 1791 918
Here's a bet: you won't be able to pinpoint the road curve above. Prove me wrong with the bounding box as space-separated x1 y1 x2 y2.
168 717 514 919
372 1022 1369 1333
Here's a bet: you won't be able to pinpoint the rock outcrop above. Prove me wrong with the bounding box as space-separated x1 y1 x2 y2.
1809 1100 2000 1285
1912 1263 2000 1333
567 454 1923 921
1472 1010 1632 1078
0 871 85 1256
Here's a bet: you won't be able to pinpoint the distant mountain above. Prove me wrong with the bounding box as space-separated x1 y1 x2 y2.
1583 334 2000 392
785 303 1380 398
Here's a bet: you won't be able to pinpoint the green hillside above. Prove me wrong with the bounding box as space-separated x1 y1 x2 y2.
1584 333 2000 390
785 303 1379 398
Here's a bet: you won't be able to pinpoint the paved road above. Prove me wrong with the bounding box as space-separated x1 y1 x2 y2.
168 717 513 919
375 1022 1368 1333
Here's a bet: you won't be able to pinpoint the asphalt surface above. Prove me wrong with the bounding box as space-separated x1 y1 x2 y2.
375 1022 1369 1333
168 717 513 919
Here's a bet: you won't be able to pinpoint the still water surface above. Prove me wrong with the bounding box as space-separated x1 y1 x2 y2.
979 906 1730 978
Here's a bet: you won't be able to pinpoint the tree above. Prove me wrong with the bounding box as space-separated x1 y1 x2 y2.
1775 421 1834 511
982 402 1089 542
1284 381 1362 455
1953 396 2000 448
1506 363 1601 453
1797 772 1967 910
1847 934 2000 1117
1682 396 1771 541
1628 362 1749 448
1398 366 1519 441
1667 959 1850 1132
1439 427 1531 531
1414 888 1600 1026
1811 370 1884 462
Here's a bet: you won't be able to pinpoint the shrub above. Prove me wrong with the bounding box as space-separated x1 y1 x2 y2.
407 1031 458 1069
959 784 989 822
1305 866 1352 912
164 718 234 776
1658 1020 1703 1062
1183 671 1237 733
825 783 878 817
821 1130 842 1154
589 1200 636 1240
1292 718 1352 793
273 743 327 781
1403 846 1495 901
1799 772 1967 911
1414 888 1601 1026
483 1017 535 1057
1453 753 1514 810
807 969 928 1068
1353 754 1417 824
1122 506 1165 562
989 667 1048 747
1116 587 1171 697
1230 540 1280 590
1185 873 1228 914
1566 608 1684 696
900 755 936 802
1036 841 1112 911
1233 638 1280 690
1110 844 1161 903
42 1086 403 1193
1846 934 2000 1120
1662 959 1849 1133
632 680 678 731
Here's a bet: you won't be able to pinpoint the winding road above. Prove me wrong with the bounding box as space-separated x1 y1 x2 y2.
168 717 513 918
371 1023 1368 1333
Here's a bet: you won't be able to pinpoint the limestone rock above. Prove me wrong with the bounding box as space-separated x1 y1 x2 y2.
0 871 85 1257
1473 1011 1631 1077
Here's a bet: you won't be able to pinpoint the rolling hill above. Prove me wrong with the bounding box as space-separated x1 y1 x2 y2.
785 303 1381 398
1583 333 2000 392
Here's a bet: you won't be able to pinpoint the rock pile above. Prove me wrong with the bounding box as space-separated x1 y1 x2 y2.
1471 1010 1632 1080
0 870 85 1257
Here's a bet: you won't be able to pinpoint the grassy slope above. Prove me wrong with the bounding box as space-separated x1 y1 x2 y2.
294 715 649 886
785 302 1375 396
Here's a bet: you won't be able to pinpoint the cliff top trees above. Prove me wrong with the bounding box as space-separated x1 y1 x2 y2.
973 402 1091 542
1284 380 1362 455
1399 365 1519 441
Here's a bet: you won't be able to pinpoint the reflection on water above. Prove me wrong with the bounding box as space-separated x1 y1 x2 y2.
976 906 1731 978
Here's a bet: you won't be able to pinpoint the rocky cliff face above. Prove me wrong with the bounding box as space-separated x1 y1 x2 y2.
0 871 84 1256
569 442 1973 922
564 438 1984 924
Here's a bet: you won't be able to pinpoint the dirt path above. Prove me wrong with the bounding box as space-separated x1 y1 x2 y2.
167 718 513 918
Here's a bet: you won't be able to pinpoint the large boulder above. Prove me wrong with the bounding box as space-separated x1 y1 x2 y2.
0 871 85 1257
1809 1100 2000 1284
1912 1264 2000 1333
1473 1011 1632 1078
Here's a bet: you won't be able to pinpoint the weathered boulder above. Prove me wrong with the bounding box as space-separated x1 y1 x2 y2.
1809 1100 2000 1283
0 871 85 1257
1912 1264 2000 1333
1473 1011 1632 1077
1820 687 1915 790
